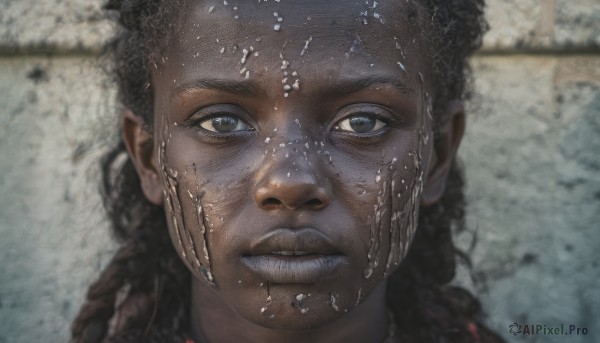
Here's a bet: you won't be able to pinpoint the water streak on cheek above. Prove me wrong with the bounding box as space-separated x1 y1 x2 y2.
363 168 388 279
159 140 187 263
382 74 429 275
158 126 215 286
189 164 215 285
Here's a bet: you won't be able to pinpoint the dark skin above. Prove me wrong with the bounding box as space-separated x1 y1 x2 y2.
123 0 465 342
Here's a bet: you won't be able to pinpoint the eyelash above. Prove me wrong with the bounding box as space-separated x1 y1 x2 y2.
185 105 397 139
331 104 399 136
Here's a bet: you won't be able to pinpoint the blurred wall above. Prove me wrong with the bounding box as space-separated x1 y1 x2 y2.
0 1 598 342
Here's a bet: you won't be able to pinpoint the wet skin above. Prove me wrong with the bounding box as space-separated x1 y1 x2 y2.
124 0 464 342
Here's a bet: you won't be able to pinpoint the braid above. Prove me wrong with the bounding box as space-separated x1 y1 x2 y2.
72 142 190 342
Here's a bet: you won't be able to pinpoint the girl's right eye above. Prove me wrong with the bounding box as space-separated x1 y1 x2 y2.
199 114 252 133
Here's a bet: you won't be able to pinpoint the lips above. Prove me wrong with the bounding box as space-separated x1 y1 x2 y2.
240 228 345 283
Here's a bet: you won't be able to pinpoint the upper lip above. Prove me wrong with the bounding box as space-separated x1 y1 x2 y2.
245 228 342 256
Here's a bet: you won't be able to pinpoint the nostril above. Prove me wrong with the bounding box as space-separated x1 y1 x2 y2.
305 199 323 207
263 198 282 208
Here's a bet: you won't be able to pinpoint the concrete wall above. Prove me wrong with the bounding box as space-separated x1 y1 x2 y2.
0 1 598 342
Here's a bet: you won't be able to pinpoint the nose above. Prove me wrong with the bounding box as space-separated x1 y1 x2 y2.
254 154 332 211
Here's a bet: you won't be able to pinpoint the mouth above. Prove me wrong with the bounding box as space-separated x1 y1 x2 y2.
240 228 345 284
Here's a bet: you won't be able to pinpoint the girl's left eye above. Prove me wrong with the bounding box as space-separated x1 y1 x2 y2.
334 114 387 134
199 115 252 133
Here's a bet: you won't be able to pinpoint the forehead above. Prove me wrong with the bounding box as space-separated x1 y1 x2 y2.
156 0 430 101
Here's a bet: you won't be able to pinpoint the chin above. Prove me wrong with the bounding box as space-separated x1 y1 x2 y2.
240 299 343 331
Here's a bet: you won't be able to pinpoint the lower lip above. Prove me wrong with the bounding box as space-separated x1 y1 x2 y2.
241 254 344 283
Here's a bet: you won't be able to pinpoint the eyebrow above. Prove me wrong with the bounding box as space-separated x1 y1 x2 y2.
320 76 415 98
172 76 414 100
173 79 267 99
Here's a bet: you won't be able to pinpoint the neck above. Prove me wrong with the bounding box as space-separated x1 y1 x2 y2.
189 282 390 343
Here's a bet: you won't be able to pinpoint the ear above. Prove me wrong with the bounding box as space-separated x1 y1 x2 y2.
420 100 465 207
122 110 163 205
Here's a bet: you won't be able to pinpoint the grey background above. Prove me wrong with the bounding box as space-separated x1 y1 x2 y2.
0 0 599 342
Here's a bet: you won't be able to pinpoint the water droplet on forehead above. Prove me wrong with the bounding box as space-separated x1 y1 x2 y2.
274 23 281 31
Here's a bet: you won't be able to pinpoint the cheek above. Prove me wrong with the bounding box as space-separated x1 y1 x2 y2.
158 140 217 285
350 135 428 281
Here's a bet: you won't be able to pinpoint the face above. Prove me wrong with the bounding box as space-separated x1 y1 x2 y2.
147 0 438 331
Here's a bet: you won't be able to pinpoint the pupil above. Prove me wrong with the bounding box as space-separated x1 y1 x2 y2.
212 116 238 132
349 116 375 133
